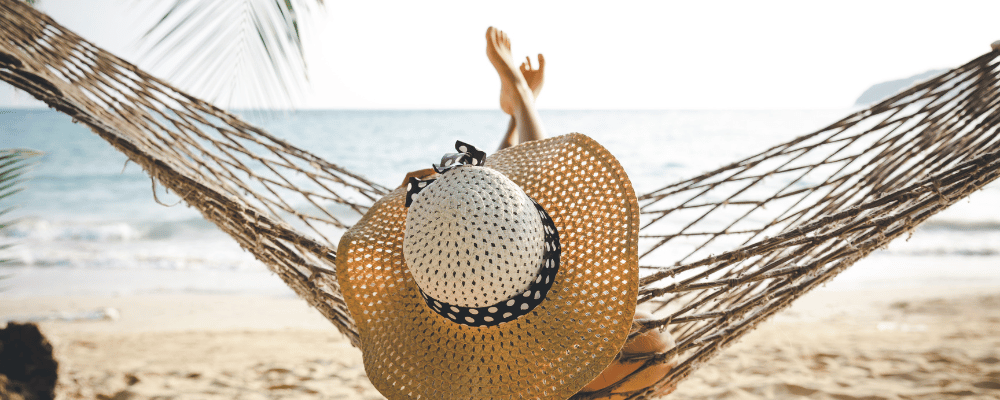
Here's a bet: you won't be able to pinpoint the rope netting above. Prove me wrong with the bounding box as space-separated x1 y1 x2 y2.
2 1 999 398
0 0 383 345
605 51 1000 399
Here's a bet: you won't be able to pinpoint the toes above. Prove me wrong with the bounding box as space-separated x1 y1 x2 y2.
488 27 500 46
489 27 510 52
485 26 517 55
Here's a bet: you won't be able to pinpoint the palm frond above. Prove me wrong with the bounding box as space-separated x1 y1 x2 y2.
138 0 324 110
0 148 41 269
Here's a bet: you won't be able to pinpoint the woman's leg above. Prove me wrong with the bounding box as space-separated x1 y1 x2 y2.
487 28 677 398
487 27 547 150
498 54 545 149
498 118 519 150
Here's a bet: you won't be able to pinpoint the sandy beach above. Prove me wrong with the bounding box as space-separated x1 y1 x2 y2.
1 285 996 400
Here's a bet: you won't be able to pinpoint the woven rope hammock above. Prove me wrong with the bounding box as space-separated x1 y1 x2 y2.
3 2 999 398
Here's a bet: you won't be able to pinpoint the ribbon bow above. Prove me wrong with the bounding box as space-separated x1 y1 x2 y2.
405 141 487 207
433 141 487 173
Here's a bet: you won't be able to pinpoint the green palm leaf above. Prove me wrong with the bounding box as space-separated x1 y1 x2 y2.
139 0 324 109
0 149 41 269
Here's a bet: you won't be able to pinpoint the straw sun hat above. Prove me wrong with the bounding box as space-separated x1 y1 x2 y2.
336 133 639 399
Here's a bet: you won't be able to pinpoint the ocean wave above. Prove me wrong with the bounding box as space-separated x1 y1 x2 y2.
3 219 139 242
919 220 1000 232
1 218 264 271
3 247 265 271
879 225 1000 257
886 248 999 257
1 217 224 242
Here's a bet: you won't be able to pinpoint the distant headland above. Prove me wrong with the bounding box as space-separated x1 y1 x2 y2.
855 69 949 106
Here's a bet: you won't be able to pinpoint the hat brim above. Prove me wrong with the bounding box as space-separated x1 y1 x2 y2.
337 133 639 400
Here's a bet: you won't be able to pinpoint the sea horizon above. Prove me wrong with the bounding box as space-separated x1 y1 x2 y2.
2 108 998 298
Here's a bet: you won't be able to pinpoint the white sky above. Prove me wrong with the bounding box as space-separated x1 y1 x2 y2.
4 0 1000 109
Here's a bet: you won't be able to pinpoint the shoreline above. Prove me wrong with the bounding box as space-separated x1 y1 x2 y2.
2 285 998 399
4 279 997 333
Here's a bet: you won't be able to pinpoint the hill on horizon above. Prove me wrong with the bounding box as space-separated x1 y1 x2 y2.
855 69 949 106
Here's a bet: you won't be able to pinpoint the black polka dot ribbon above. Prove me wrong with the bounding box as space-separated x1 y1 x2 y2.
405 140 486 207
405 176 435 207
417 199 561 327
433 140 487 173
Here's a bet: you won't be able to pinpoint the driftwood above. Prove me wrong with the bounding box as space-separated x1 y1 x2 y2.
2 1 999 398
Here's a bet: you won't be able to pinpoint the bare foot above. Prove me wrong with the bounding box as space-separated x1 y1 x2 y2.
500 54 545 115
522 54 545 99
578 311 678 398
497 54 545 150
488 27 547 149
486 27 532 116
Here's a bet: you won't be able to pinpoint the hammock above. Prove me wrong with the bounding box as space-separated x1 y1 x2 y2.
3 2 999 398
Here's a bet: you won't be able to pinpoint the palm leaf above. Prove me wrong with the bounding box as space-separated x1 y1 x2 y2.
0 149 41 269
138 0 324 110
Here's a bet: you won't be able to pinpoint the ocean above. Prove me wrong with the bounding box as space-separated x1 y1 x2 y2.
1 109 998 298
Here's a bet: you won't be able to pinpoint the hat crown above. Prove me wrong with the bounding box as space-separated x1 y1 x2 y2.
403 167 545 308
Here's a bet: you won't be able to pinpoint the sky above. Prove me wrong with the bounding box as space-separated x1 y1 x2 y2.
3 0 1000 109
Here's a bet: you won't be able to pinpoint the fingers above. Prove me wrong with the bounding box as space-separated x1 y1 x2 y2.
525 56 533 70
537 53 545 70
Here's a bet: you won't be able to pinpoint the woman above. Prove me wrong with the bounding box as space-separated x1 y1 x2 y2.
484 26 678 399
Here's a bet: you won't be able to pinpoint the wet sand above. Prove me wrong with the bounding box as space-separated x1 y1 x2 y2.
2 287 999 399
